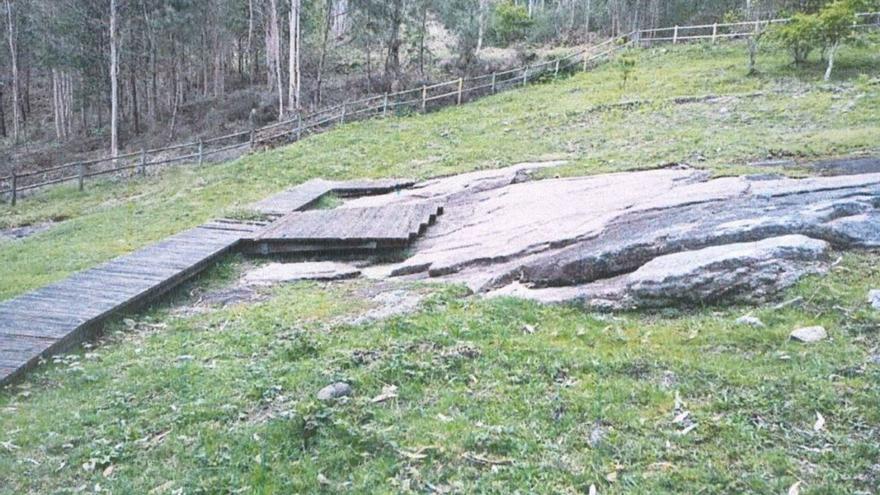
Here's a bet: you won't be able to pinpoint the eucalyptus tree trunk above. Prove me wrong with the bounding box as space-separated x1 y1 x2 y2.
4 0 20 143
585 0 592 35
824 41 839 81
315 0 333 106
288 0 301 111
110 0 119 157
384 0 403 89
267 0 284 119
477 0 489 53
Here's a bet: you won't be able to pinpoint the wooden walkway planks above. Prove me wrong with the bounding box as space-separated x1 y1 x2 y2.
246 202 443 253
1 177 424 386
0 220 261 385
250 178 415 216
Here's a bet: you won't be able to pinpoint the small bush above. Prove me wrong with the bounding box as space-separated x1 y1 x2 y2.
490 0 533 47
768 12 822 65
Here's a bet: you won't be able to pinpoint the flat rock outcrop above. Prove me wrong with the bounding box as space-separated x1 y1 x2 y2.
243 262 361 284
348 160 880 308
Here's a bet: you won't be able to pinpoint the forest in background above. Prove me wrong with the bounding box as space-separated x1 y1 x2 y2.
0 0 845 173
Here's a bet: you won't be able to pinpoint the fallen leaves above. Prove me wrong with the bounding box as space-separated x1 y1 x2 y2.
398 446 437 462
371 384 399 403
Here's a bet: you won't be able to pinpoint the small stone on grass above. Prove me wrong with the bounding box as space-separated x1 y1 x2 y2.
735 315 765 328
317 382 352 401
789 326 827 343
867 290 880 310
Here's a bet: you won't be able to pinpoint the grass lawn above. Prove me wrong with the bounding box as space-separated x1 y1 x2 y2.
1 39 880 494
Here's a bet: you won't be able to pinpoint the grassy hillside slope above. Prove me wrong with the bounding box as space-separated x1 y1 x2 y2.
1 41 879 300
1 40 879 494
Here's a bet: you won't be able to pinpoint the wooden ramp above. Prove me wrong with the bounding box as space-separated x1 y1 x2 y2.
245 202 443 254
251 178 415 217
0 220 263 385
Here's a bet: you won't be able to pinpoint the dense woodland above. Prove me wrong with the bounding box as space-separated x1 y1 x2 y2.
0 0 858 168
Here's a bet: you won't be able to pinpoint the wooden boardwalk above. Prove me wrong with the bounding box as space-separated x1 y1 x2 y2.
246 202 443 254
251 178 415 217
0 178 426 386
0 221 262 385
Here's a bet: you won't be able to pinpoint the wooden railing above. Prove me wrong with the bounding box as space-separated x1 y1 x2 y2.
1 11 877 205
0 36 631 205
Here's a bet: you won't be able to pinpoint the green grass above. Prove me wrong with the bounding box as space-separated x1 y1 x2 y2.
1 253 878 494
1 40 880 493
1 41 879 300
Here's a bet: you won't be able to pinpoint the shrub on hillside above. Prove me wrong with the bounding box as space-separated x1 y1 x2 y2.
490 1 533 46
768 12 822 65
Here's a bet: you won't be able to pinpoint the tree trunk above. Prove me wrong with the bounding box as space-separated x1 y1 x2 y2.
4 0 19 143
315 0 333 106
288 0 301 111
130 66 140 135
419 3 428 76
384 0 403 89
477 0 488 53
265 0 283 118
824 42 839 81
110 0 119 157
585 0 592 36
247 0 256 84
0 85 6 138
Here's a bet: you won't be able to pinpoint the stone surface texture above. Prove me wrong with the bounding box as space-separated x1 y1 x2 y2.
317 382 353 401
790 326 828 343
243 262 361 284
868 290 880 310
348 161 880 308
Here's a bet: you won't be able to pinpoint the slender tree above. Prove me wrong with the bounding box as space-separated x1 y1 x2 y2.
288 0 301 111
109 0 119 157
4 0 20 143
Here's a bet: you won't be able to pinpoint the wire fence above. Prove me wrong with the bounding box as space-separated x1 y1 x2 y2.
2 11 878 205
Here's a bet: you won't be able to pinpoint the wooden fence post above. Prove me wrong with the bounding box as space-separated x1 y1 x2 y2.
457 77 464 105
197 138 204 166
139 149 147 176
249 128 256 150
522 66 528 86
583 51 589 72
296 113 303 140
382 93 389 117
10 170 17 207
673 25 679 44
712 23 718 43
554 59 560 77
491 72 497 94
340 104 346 124
754 20 760 34
77 162 85 191
421 85 427 112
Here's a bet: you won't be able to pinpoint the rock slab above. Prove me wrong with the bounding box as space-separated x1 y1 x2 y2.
344 161 880 307
243 262 361 284
317 382 353 401
625 235 829 307
790 326 828 343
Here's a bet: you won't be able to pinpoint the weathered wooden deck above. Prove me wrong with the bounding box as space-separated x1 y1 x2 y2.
0 178 430 386
0 220 264 385
251 178 415 216
246 202 443 254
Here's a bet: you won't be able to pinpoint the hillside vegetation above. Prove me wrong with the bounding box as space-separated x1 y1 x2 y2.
1 41 880 494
